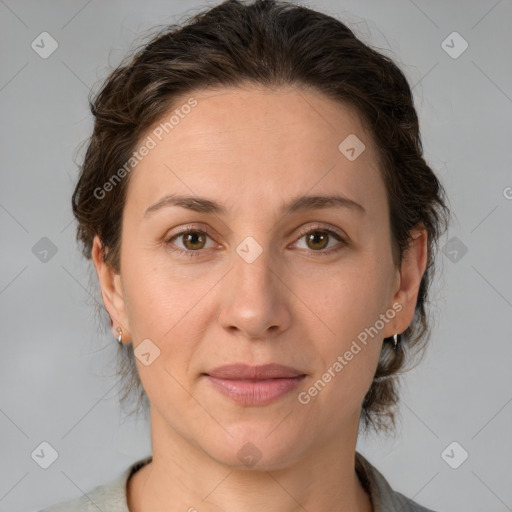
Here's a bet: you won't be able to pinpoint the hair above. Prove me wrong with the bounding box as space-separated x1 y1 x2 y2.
72 0 449 434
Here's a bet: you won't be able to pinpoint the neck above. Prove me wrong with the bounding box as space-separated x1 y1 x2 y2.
127 408 372 512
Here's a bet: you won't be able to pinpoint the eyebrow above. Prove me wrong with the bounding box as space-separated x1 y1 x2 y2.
143 192 366 218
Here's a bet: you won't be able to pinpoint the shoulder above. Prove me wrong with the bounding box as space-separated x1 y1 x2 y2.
390 490 438 512
355 451 438 512
37 456 152 512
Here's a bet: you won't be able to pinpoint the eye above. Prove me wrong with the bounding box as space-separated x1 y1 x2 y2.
165 224 346 258
165 228 217 257
292 226 346 255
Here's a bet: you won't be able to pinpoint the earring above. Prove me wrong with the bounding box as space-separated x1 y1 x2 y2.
116 326 123 345
393 333 401 350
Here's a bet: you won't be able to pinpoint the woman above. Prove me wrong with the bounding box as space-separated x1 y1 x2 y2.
40 0 449 510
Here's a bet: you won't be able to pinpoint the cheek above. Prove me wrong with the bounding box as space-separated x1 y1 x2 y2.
302 303 383 420
120 246 201 335
299 255 391 331
121 264 201 402
119 252 218 393
297 260 388 398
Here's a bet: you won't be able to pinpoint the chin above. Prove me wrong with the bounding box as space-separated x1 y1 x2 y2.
200 423 306 470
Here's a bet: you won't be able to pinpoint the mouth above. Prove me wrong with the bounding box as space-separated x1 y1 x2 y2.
203 363 307 406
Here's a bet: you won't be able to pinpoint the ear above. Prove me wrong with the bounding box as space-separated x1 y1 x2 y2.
384 226 428 337
91 235 130 340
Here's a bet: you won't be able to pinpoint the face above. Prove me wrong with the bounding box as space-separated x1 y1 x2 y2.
93 85 426 469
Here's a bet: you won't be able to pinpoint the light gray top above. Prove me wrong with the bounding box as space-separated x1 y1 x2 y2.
38 452 437 512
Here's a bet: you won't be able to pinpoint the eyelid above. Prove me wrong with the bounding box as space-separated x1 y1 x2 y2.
164 224 219 248
292 222 347 243
288 223 347 256
166 223 214 238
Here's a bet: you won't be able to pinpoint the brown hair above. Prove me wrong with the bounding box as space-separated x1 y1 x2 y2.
72 0 449 434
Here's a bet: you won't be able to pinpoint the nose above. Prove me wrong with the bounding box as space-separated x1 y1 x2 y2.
217 242 292 340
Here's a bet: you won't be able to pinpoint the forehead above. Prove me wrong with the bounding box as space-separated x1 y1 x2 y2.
125 84 386 218
165 85 371 156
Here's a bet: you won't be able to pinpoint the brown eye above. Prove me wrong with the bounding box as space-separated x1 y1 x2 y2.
305 230 330 250
293 227 346 255
180 231 207 250
165 229 216 257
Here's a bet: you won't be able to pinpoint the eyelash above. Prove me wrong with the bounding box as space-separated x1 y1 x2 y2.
164 224 347 259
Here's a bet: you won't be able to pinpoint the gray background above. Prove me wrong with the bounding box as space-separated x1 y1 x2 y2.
1 0 511 511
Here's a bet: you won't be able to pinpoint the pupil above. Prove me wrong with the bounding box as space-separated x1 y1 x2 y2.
186 232 204 249
309 231 328 249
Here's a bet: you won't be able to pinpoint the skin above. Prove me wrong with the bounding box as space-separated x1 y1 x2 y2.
92 84 427 512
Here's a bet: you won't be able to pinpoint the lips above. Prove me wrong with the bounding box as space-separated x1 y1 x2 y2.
205 363 305 380
203 364 307 406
